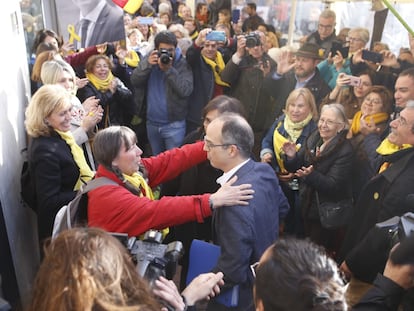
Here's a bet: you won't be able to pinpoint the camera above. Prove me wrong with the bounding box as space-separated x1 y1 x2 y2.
113 230 184 311
245 33 261 48
376 212 414 250
157 48 173 65
330 41 349 58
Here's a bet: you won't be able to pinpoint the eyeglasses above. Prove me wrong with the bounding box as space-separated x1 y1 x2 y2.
364 97 382 105
250 262 259 278
346 37 364 43
394 116 410 127
203 136 234 151
318 24 334 30
318 118 343 127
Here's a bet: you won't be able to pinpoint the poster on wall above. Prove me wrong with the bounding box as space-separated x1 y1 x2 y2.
55 0 125 49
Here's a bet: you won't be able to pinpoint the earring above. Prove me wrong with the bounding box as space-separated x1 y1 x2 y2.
44 119 50 125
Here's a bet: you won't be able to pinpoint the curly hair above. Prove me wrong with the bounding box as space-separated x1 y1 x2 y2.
255 238 346 311
27 228 160 311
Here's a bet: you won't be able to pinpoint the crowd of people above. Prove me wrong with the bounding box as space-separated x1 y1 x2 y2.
20 1 414 310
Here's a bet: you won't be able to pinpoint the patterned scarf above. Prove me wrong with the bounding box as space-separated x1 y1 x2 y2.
272 114 312 174
350 111 389 135
86 71 114 92
202 53 230 87
55 130 94 190
284 114 313 143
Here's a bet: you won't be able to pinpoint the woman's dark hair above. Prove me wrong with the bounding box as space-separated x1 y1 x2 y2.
202 95 247 120
93 126 145 194
255 238 346 311
31 29 62 54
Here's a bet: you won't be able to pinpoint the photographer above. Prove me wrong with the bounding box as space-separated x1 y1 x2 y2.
221 31 277 157
27 227 225 311
185 28 231 134
131 31 193 155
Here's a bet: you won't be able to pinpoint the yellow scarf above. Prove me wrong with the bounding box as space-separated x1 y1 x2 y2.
123 172 169 237
350 111 389 135
55 130 94 190
123 172 154 199
125 50 140 68
272 120 303 174
202 53 230 87
376 138 412 156
284 114 313 143
190 30 199 41
86 71 114 92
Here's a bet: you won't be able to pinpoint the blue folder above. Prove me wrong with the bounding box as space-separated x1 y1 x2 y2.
186 239 239 307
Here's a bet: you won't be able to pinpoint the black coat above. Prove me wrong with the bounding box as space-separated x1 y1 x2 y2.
185 45 229 128
342 147 414 270
28 132 78 241
221 53 278 133
285 130 354 221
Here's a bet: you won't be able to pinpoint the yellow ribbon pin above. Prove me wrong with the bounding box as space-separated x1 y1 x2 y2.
67 24 81 44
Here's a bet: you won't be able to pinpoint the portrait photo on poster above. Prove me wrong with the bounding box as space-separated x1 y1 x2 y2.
55 0 125 49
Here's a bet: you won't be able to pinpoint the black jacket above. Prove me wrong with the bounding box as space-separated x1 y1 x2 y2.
284 130 354 221
28 132 78 241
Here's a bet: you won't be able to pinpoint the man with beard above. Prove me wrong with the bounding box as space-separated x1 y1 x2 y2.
265 42 331 117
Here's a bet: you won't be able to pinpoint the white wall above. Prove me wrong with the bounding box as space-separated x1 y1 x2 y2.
0 0 40 306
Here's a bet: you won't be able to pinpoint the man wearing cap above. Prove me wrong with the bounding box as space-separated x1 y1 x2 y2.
266 42 331 117
131 31 193 155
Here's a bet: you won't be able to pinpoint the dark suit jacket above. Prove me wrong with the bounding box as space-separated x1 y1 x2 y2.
208 159 289 311
28 132 78 241
78 2 124 48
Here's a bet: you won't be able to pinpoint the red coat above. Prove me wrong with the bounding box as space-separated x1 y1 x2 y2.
88 141 212 236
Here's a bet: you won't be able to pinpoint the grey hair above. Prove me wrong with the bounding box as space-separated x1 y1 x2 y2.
320 103 349 130
219 113 254 158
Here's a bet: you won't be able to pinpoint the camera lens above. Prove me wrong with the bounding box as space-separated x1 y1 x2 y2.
160 54 171 64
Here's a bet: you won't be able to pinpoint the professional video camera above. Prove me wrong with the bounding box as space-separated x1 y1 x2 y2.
245 32 261 48
157 48 173 65
113 230 183 310
376 212 414 248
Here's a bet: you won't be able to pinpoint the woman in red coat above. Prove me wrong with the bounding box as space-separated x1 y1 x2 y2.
88 125 253 237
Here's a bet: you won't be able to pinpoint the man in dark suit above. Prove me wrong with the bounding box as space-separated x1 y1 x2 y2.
203 113 289 311
72 0 125 49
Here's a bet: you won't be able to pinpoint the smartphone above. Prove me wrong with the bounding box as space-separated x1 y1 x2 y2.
346 75 361 87
139 16 154 25
206 30 226 42
330 41 349 58
362 50 383 63
232 9 240 24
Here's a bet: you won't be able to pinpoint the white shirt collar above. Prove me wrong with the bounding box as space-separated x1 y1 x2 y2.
216 159 250 186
